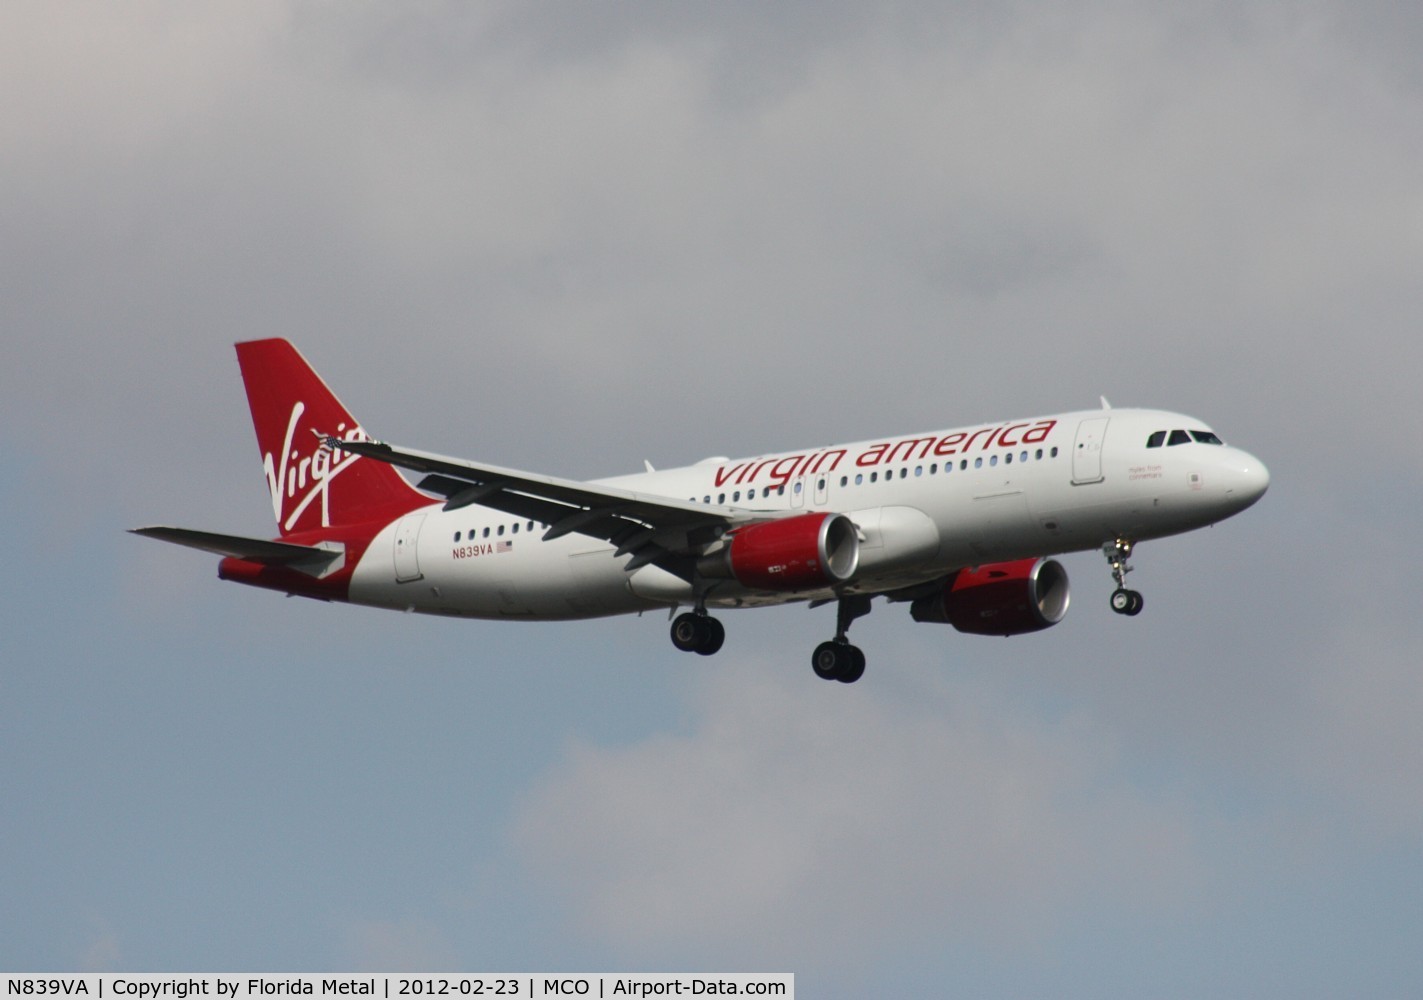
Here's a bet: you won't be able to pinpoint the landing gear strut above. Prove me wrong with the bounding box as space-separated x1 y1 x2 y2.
671 610 725 655
1104 538 1144 616
812 595 871 683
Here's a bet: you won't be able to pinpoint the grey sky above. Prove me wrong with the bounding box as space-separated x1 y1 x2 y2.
3 2 1420 996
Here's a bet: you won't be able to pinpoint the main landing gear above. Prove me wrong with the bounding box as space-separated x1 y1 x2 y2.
669 595 873 684
1104 538 1144 616
670 610 725 655
812 595 871 684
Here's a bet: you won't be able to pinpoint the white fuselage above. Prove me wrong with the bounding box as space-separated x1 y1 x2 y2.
346 408 1269 620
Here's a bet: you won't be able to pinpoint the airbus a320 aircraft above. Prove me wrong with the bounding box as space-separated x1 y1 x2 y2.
134 339 1269 683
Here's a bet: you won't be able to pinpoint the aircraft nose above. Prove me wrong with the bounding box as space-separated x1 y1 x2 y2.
1226 451 1270 509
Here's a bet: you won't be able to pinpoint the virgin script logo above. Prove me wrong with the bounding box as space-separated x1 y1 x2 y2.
262 401 371 532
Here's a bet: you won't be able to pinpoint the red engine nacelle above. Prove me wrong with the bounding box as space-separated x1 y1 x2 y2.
702 512 860 591
910 557 1070 636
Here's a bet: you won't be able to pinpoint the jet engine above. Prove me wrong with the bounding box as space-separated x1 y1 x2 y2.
910 557 1069 636
700 512 860 591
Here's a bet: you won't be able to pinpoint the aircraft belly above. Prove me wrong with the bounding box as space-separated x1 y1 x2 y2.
349 522 654 620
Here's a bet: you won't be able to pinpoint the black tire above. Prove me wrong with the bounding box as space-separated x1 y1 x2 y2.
671 612 708 652
1110 588 1133 614
696 617 726 655
812 641 844 680
1125 591 1144 616
837 645 866 684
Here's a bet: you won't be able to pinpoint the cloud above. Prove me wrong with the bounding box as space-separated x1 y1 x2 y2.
512 661 1201 967
5 1 1423 988
1292 566 1423 839
79 913 122 971
7 1 1418 484
344 917 460 972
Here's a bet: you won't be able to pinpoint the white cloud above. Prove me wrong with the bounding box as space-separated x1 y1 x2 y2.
513 661 1201 966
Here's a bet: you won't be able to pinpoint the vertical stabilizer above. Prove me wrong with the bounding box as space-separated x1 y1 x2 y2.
235 339 428 536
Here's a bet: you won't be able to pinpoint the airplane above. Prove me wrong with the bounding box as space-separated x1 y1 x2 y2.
133 338 1270 683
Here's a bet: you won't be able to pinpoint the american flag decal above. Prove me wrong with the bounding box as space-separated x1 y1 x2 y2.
496 540 513 553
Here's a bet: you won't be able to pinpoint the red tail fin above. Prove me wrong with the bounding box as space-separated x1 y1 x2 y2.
236 339 428 536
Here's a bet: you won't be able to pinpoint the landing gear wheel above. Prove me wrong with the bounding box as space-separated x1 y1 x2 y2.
1110 588 1144 616
671 612 724 654
811 641 865 683
812 641 843 680
671 612 704 652
838 645 866 684
697 616 725 655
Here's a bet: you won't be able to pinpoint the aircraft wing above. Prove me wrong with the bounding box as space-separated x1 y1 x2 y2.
330 437 767 575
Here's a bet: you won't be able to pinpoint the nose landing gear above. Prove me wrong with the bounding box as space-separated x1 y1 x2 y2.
1110 586 1144 616
1104 539 1144 616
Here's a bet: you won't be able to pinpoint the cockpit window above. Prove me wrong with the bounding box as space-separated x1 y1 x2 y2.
1167 429 1192 446
1146 431 1166 448
1190 430 1223 445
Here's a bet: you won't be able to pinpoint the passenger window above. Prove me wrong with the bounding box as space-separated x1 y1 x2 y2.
497 525 505 536
855 473 864 485
1168 429 1191 446
974 457 983 469
1035 449 1043 460
454 531 461 542
483 527 490 538
1004 453 1012 464
990 455 998 467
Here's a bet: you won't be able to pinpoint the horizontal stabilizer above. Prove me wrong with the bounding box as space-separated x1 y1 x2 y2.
130 526 343 573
